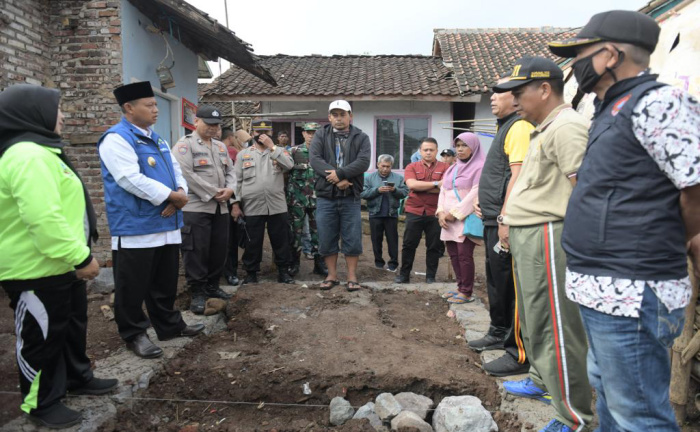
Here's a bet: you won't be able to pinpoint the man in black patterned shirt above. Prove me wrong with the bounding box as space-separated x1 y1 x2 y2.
550 10 700 432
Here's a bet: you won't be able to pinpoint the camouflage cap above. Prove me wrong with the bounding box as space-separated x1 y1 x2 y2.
302 122 320 131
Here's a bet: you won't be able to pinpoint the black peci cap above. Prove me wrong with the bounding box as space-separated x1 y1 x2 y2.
196 105 223 125
440 148 456 157
493 57 564 93
548 10 660 58
113 81 154 105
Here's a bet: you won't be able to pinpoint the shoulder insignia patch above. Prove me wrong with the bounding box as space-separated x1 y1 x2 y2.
611 94 631 116
177 144 188 154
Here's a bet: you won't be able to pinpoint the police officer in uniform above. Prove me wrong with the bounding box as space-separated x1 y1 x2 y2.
172 105 235 314
287 122 328 276
231 119 295 284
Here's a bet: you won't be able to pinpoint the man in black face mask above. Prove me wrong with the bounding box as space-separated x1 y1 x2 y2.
550 10 700 432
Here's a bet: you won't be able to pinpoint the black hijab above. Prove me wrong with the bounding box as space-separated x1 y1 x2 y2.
0 85 98 245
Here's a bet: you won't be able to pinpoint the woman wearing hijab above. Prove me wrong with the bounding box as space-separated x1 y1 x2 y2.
436 132 485 304
0 85 117 429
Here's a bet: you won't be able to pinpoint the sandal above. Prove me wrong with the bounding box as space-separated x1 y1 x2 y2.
441 291 459 299
447 294 476 304
319 279 340 291
346 281 362 292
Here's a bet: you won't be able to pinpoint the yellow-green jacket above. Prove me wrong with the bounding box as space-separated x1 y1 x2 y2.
0 142 90 284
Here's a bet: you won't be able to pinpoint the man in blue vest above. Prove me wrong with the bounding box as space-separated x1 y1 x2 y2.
99 82 205 359
549 11 700 431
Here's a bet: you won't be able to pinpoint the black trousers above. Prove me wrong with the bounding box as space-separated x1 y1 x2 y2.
181 208 229 289
400 212 442 278
224 205 240 279
369 216 399 268
6 279 93 414
242 212 292 273
483 225 527 362
113 244 186 342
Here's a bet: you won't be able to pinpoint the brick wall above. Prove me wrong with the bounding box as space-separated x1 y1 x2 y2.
0 0 51 87
49 0 123 145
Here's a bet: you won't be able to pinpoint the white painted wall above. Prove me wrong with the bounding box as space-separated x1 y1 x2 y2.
266 99 453 172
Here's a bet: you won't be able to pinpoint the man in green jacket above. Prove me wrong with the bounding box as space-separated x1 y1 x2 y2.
361 154 409 272
0 85 117 429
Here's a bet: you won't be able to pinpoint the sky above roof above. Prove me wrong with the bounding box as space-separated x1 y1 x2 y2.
189 0 647 78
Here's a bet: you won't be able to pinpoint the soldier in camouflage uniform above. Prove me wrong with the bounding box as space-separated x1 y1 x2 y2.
287 122 328 276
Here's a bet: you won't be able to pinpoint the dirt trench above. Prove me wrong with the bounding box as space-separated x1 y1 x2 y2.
100 284 521 431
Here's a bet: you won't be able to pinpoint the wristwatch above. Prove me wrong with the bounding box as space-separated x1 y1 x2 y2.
432 181 439 188
497 215 505 224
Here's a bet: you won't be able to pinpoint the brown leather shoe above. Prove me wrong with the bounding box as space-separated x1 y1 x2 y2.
126 333 163 359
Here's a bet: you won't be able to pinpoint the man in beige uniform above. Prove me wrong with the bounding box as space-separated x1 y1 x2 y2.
231 119 295 284
494 57 592 432
173 105 235 314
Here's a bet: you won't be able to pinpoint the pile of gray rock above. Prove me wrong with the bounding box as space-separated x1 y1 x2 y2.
329 392 497 432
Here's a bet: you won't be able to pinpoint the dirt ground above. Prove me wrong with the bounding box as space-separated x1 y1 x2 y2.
1 219 698 431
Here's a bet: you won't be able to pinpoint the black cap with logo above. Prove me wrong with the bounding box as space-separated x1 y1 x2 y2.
493 57 564 93
196 105 223 125
548 10 660 58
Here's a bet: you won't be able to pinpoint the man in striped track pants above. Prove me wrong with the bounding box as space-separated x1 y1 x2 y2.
493 57 593 432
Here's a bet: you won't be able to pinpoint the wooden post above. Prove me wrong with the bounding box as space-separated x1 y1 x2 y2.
670 259 699 423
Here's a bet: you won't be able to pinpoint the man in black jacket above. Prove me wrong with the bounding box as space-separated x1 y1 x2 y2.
309 100 371 291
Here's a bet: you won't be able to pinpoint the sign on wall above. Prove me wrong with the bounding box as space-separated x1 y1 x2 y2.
182 98 197 131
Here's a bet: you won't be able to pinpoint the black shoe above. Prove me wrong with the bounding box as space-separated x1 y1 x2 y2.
375 263 385 270
468 334 505 352
205 283 233 300
313 255 328 276
126 333 163 359
483 353 530 377
387 265 398 272
394 274 410 284
242 273 258 285
226 275 240 286
26 402 82 429
289 261 300 277
68 377 119 395
426 275 436 284
180 323 206 337
278 270 295 284
160 323 206 341
190 292 207 315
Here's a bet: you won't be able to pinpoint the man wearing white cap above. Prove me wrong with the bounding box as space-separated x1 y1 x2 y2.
309 100 371 291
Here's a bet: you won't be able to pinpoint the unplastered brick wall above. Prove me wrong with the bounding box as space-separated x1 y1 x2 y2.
49 0 123 145
0 0 51 87
51 1 124 264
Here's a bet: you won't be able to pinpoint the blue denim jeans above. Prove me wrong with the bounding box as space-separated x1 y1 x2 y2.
579 285 685 432
315 196 362 256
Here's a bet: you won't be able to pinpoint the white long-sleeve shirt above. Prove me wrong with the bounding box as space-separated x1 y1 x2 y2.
99 122 187 250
